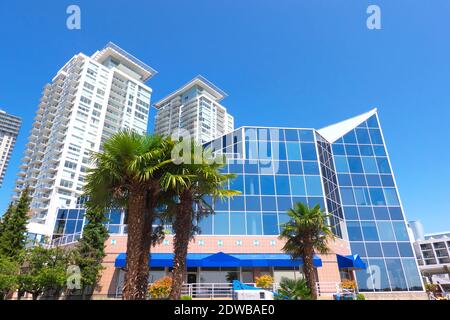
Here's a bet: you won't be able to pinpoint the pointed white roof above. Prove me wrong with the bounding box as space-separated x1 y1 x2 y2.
318 108 378 143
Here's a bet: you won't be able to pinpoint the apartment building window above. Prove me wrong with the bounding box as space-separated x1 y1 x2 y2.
64 160 77 170
80 96 92 105
87 69 97 77
83 82 95 91
60 179 73 188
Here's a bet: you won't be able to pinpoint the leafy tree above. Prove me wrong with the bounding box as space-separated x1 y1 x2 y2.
279 203 334 300
18 246 68 300
161 141 239 300
277 277 312 300
72 207 109 299
0 255 19 300
0 188 31 259
0 203 15 235
84 131 174 300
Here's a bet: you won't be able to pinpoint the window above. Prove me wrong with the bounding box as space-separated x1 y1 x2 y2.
369 129 383 144
389 207 404 220
275 176 290 195
361 221 378 241
392 222 409 241
300 143 317 160
354 187 370 205
229 175 244 193
286 142 301 160
382 243 399 257
245 175 260 195
402 259 423 290
373 207 390 220
215 198 228 211
290 176 306 195
230 212 246 235
284 129 299 141
299 130 314 142
263 213 278 235
80 96 91 105
303 162 319 175
276 197 292 211
358 207 374 220
60 179 73 188
350 242 366 256
230 196 245 211
356 128 371 144
384 188 400 206
260 175 275 195
365 243 383 257
359 145 374 156
343 130 357 144
261 196 277 211
347 221 363 241
83 82 95 91
198 215 212 235
288 161 303 174
369 188 386 205
343 206 358 220
64 160 77 170
214 212 229 235
376 157 391 174
247 212 262 235
305 176 322 196
385 259 408 291
397 243 414 257
245 196 260 211
332 144 345 155
340 187 355 205
367 259 391 291
362 157 378 174
348 157 364 173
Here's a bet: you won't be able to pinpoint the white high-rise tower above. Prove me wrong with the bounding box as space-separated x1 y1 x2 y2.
15 42 157 237
154 76 234 143
0 109 21 187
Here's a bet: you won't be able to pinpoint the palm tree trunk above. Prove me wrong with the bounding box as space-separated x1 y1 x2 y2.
122 189 154 300
169 191 193 300
303 249 317 300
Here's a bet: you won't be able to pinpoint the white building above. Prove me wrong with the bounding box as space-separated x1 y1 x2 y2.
154 76 234 144
15 42 156 238
409 221 450 290
0 110 21 187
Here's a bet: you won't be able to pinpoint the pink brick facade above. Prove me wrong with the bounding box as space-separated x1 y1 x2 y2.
94 235 352 297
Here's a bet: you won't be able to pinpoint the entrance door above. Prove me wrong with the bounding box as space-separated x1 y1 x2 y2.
187 273 197 284
187 273 197 298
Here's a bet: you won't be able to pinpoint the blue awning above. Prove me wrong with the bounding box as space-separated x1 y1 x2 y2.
115 252 322 268
336 254 366 270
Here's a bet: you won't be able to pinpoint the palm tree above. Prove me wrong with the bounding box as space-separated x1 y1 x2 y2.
160 142 239 300
84 131 173 300
279 203 334 300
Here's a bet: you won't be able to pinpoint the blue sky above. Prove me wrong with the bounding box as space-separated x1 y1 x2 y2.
0 0 449 233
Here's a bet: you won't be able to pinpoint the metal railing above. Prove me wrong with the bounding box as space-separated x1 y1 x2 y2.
181 283 268 299
316 282 355 297
49 232 82 247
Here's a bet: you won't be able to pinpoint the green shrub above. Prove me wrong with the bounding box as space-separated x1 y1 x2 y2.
180 295 192 300
356 293 365 300
277 277 312 300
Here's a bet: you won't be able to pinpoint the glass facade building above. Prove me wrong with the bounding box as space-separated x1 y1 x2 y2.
52 109 423 293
